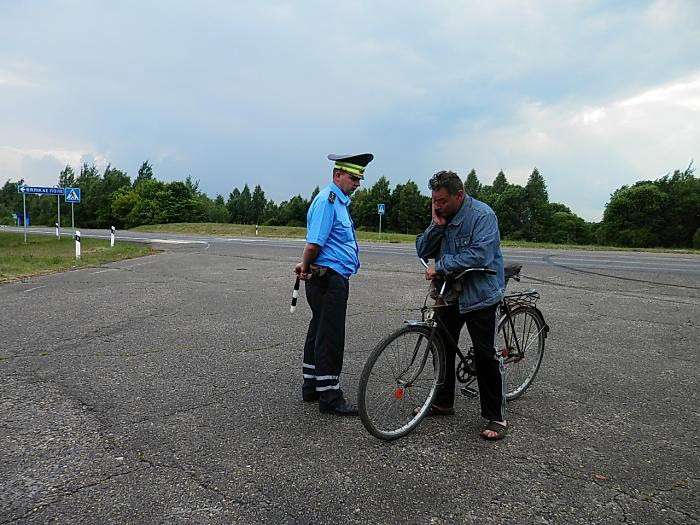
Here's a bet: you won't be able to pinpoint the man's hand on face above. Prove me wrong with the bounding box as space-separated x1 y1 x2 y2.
432 201 447 226
425 266 439 281
294 262 311 280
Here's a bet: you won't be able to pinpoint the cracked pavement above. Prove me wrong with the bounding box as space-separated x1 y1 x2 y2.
1 238 698 524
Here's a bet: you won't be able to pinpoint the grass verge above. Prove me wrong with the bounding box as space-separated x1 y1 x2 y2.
0 232 154 283
132 223 699 254
133 222 413 243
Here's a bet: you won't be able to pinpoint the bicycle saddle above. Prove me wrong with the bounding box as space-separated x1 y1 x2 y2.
504 263 522 282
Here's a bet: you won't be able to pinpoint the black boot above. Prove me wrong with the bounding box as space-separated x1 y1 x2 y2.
302 382 318 402
319 398 358 416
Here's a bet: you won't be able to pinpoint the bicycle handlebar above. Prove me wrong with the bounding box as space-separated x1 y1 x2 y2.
420 258 497 300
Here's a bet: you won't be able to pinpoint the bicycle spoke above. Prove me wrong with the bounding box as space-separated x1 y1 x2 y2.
359 326 440 438
500 307 544 400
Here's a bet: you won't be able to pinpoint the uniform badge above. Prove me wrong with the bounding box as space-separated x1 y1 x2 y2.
328 191 336 203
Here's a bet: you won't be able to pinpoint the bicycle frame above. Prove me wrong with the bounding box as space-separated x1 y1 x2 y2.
402 266 548 389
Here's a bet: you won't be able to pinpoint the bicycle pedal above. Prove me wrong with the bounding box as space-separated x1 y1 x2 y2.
460 386 479 398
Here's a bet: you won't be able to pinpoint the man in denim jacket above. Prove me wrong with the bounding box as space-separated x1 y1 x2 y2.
416 170 507 440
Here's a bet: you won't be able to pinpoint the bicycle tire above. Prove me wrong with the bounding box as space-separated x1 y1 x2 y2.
358 324 443 440
498 306 546 401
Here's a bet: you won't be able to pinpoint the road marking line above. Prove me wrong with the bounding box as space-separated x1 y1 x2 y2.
22 285 47 293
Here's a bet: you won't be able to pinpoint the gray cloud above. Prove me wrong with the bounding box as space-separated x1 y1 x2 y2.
0 0 698 219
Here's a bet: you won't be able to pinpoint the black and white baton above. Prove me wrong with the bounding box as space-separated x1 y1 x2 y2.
290 276 300 313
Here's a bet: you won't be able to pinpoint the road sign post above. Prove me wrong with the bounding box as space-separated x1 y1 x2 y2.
377 203 386 237
64 188 81 233
22 193 27 243
18 185 69 242
57 195 61 237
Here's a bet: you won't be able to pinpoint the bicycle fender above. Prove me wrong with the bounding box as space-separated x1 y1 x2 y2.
499 305 550 339
531 306 550 338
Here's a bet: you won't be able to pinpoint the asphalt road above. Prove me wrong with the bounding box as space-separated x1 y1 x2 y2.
1 227 698 524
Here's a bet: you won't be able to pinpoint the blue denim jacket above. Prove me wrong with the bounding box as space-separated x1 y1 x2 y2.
416 196 505 313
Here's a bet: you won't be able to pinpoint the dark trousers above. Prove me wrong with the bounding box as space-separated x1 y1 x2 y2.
434 303 505 422
302 270 349 406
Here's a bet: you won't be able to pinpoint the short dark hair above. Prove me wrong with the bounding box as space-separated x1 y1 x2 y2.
428 170 463 195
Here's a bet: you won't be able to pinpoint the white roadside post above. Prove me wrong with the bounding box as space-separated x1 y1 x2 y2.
255 224 259 236
55 222 59 238
75 230 81 260
110 226 115 247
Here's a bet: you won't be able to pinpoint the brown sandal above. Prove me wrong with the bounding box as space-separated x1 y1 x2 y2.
480 421 507 440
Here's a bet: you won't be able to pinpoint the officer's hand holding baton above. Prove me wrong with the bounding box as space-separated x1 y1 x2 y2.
294 262 311 281
291 262 311 314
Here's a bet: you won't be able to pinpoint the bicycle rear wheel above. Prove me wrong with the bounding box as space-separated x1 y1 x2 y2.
497 306 546 400
358 325 442 440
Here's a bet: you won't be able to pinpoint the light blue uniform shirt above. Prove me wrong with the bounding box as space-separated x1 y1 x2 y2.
306 182 360 279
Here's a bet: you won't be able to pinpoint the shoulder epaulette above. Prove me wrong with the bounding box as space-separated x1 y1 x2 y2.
328 191 336 203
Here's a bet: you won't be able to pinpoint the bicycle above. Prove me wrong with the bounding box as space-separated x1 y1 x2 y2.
358 260 549 440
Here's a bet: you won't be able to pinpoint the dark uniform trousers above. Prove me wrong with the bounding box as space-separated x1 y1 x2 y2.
302 269 349 407
434 303 506 422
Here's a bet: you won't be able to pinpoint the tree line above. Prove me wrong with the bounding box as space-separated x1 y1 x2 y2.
1 161 697 248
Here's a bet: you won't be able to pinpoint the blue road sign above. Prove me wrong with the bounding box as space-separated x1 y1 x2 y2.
378 203 385 215
64 187 81 203
18 185 64 195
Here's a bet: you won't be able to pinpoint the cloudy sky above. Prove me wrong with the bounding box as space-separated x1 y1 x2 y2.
1 1 698 220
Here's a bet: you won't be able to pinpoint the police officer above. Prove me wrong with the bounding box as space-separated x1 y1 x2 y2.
294 153 373 416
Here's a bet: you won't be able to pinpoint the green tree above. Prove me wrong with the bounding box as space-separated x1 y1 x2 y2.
493 185 528 239
111 187 140 228
208 194 229 223
226 188 241 223
59 165 76 187
134 160 154 187
367 176 392 229
277 195 309 227
262 200 281 225
238 184 253 224
656 163 699 247
74 163 103 227
492 171 508 194
464 169 481 198
251 185 267 224
549 211 593 244
388 180 430 233
599 183 669 247
113 178 167 228
310 186 320 202
0 179 27 225
97 165 131 226
523 167 551 241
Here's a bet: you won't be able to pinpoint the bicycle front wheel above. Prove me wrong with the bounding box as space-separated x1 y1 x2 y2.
358 325 443 440
498 306 546 401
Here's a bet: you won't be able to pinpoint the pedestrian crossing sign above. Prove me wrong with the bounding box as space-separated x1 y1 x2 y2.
64 187 81 203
